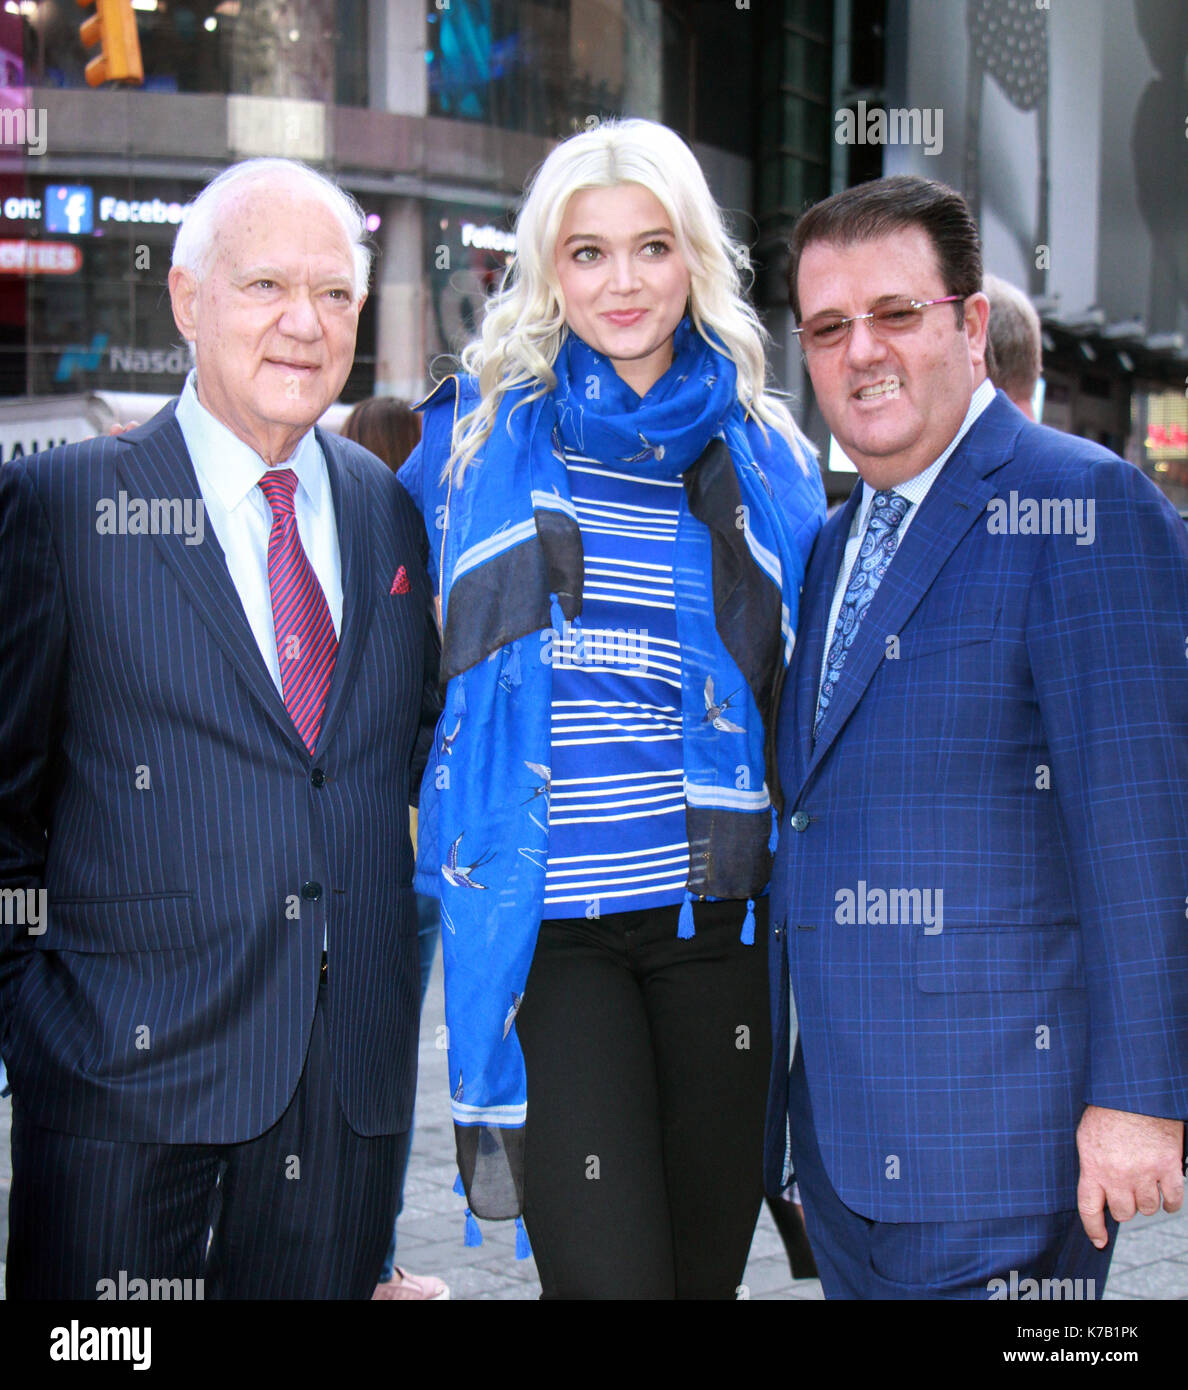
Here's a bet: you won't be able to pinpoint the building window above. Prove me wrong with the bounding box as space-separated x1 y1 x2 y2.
22 0 368 104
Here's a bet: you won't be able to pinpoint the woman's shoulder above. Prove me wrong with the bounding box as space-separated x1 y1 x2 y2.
402 375 479 505
416 372 481 420
743 415 821 492
741 415 826 554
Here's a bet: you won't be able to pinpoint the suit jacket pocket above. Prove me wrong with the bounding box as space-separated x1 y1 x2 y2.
895 605 1000 661
35 893 196 953
914 925 1084 993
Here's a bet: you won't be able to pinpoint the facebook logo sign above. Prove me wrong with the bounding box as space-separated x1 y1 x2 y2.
45 185 94 235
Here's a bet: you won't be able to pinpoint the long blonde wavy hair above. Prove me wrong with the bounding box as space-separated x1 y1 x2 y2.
446 118 813 481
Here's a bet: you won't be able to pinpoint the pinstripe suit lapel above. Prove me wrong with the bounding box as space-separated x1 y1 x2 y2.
113 404 310 760
315 429 373 756
804 401 1021 780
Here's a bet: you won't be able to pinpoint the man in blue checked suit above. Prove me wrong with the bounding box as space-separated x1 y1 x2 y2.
765 175 1188 1299
0 159 440 1298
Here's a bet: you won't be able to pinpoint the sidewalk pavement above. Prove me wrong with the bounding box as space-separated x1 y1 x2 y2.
2 948 1185 1299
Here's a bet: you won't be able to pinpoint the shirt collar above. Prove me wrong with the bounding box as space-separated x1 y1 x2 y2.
175 370 328 516
857 376 996 526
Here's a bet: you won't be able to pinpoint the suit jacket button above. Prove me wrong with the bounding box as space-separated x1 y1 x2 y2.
789 811 810 832
301 881 323 901
311 768 326 788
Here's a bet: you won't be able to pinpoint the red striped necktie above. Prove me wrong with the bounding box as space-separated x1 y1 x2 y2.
258 468 337 753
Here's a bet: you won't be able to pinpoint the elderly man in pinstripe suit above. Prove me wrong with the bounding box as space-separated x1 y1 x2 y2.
0 159 440 1299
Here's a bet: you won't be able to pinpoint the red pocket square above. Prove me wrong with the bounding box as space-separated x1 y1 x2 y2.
390 565 410 595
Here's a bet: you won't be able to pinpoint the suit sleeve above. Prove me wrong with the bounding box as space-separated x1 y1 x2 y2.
0 460 68 1028
410 517 442 808
1027 454 1188 1120
392 467 442 808
397 413 454 889
398 433 447 597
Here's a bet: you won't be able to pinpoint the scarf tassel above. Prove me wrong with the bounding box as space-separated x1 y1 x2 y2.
571 614 586 663
464 1207 484 1247
740 898 756 946
768 807 779 854
454 675 467 717
677 892 695 939
549 592 565 635
456 1177 530 1258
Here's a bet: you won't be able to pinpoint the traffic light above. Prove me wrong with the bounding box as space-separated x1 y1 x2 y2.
77 0 144 87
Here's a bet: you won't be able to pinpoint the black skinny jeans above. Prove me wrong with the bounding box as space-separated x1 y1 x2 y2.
515 896 771 1299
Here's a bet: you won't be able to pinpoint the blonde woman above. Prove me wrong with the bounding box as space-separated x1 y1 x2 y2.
401 118 825 1299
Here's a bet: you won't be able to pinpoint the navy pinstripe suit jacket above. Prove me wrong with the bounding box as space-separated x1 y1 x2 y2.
765 391 1188 1222
0 403 440 1143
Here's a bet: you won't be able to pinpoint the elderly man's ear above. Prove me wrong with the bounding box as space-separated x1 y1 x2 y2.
168 265 199 345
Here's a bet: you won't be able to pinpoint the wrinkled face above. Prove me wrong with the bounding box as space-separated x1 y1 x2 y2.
169 179 363 464
795 227 989 489
554 182 692 398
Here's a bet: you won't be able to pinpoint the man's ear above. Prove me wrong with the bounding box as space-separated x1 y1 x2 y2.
169 265 199 346
964 291 991 371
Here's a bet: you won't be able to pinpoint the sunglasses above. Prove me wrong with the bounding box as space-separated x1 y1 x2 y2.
792 295 967 352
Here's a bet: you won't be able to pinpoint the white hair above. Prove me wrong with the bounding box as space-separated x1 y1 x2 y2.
171 157 372 299
448 118 813 480
983 272 1042 404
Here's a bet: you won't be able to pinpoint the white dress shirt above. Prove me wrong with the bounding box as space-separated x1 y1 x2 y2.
819 378 996 692
175 371 343 697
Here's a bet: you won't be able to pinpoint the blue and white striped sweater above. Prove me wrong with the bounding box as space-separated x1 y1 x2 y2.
545 454 687 916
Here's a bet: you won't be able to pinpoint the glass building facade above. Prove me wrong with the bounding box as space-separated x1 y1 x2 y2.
2 0 1182 505
0 0 781 404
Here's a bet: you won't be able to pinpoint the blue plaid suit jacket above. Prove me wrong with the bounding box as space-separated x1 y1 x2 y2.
765 391 1188 1221
0 403 440 1143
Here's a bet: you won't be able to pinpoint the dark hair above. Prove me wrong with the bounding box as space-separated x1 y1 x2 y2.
340 396 422 474
787 175 982 327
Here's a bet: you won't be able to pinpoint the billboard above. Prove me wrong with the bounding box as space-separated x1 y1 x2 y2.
886 0 1186 339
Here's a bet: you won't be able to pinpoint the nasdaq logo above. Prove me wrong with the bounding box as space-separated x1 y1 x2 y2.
55 333 108 383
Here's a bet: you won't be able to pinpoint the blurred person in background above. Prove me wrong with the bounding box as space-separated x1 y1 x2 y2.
400 117 825 1299
339 396 449 1302
984 272 1043 420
